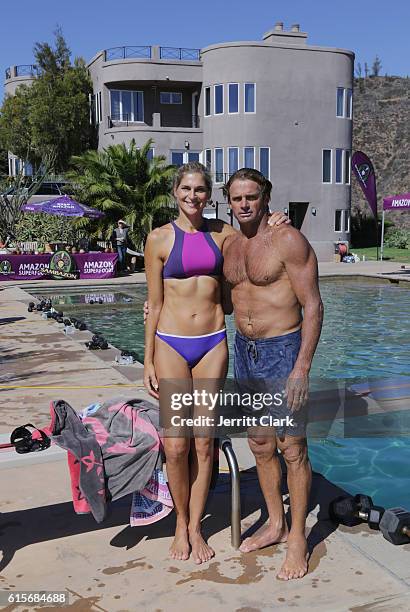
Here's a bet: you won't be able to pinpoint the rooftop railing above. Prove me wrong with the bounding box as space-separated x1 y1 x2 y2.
15 64 38 77
5 64 38 80
160 47 200 61
104 46 152 61
103 45 201 62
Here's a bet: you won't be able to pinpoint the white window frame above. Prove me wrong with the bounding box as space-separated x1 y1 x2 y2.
228 83 239 114
214 84 224 115
244 82 256 114
335 148 343 184
344 150 351 184
243 146 255 169
204 149 212 171
110 89 144 123
214 148 224 183
335 209 350 233
228 147 239 176
336 87 345 118
322 149 332 184
204 86 211 116
160 92 182 105
345 88 353 119
259 147 270 179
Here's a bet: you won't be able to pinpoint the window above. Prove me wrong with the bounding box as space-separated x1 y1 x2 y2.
24 161 33 176
188 152 200 162
259 148 270 178
110 90 144 122
215 148 224 182
335 149 343 184
214 85 223 114
335 210 350 232
228 147 239 176
94 91 102 124
337 87 352 118
322 149 332 183
344 150 351 184
228 83 239 113
204 149 211 171
204 87 211 116
345 89 352 118
336 88 344 117
244 83 255 113
171 151 184 166
244 147 255 169
160 92 182 104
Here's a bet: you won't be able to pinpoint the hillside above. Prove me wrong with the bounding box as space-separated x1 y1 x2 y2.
352 76 410 228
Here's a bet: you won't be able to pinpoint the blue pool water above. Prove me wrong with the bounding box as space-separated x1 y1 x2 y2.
34 280 410 509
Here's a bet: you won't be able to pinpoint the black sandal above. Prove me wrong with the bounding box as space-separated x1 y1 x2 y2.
10 423 51 454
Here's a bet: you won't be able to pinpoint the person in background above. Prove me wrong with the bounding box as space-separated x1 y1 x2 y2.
111 219 130 272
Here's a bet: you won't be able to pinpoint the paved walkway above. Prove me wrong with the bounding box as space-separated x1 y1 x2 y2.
0 268 409 611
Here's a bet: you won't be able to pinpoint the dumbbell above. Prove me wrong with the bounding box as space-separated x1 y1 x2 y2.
329 494 385 529
379 508 410 545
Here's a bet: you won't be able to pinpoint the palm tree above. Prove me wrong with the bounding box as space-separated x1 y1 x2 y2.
66 139 176 249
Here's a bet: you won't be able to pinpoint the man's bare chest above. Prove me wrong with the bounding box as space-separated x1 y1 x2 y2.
224 235 283 286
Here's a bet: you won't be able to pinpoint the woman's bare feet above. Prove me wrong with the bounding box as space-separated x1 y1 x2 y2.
169 522 190 561
239 522 288 552
189 528 215 564
277 533 309 580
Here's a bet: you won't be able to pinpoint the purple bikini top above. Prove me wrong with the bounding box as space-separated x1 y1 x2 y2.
162 220 223 280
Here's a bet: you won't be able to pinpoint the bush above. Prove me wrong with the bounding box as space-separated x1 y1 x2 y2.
384 228 410 249
14 213 77 245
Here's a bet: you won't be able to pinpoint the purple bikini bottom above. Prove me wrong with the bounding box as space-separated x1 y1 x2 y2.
156 329 227 369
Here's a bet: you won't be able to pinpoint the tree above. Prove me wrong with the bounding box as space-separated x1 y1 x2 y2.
364 62 369 78
0 29 96 173
372 55 382 77
355 62 362 78
66 139 177 249
0 160 52 240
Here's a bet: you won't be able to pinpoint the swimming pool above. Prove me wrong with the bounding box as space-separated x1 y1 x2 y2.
32 280 410 509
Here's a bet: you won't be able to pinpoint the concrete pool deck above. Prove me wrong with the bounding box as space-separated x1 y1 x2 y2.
0 265 409 610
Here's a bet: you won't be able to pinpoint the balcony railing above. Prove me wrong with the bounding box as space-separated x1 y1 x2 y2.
5 65 38 79
104 46 152 61
15 64 38 77
160 47 200 61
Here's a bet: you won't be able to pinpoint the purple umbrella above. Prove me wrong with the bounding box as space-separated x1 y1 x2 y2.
22 195 104 219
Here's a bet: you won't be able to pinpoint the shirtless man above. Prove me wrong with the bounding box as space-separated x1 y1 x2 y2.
223 168 323 580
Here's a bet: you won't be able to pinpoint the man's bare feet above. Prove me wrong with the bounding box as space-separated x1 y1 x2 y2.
277 533 309 580
169 523 190 561
239 522 288 552
189 528 215 564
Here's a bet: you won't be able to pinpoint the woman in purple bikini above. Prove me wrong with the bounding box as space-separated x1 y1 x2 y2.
144 162 286 564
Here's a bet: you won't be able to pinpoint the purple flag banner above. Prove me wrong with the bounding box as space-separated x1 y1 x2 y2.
383 193 410 211
351 151 377 217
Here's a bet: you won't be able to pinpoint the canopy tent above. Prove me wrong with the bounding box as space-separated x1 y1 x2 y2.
380 192 410 260
22 195 104 219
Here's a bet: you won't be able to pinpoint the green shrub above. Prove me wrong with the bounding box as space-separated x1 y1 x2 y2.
384 228 410 249
15 213 77 245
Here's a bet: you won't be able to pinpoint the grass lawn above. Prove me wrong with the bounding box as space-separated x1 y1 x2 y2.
352 247 410 263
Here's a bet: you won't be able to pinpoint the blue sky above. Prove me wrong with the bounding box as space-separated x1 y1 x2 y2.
1 0 409 83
